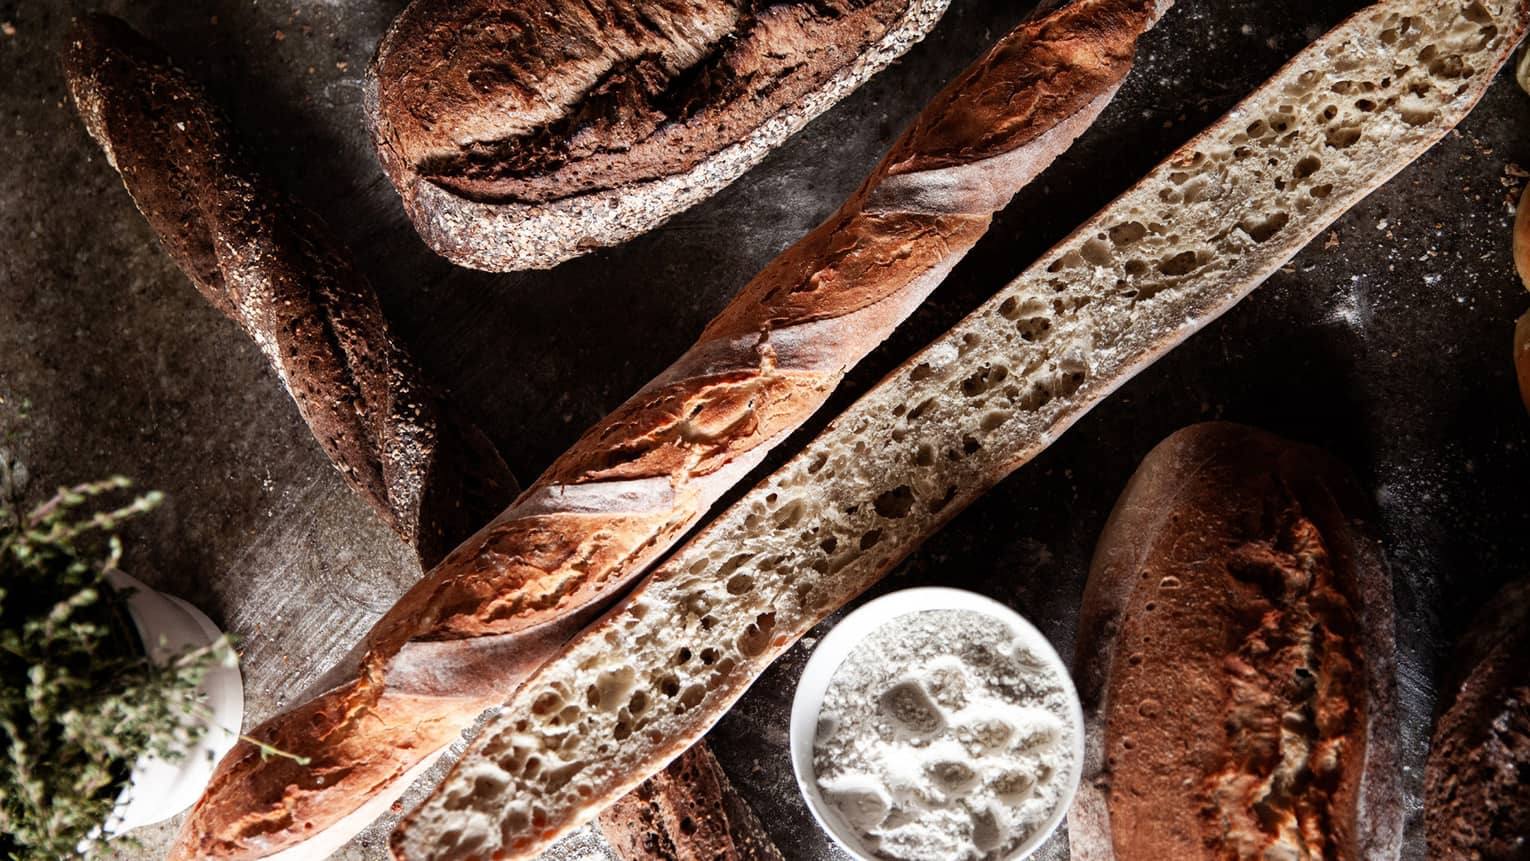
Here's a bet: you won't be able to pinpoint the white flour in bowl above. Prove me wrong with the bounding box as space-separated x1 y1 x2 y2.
811 609 1076 861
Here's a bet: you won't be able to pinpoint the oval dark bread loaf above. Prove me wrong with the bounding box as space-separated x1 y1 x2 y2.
1425 578 1530 860
62 14 518 572
169 1 1164 858
391 3 1527 858
1069 423 1401 861
366 0 952 271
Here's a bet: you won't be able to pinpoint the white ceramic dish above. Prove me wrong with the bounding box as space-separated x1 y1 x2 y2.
102 569 244 834
789 587 1084 861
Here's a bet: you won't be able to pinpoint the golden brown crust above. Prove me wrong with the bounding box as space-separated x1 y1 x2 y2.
175 1 1161 857
1425 580 1530 861
598 744 784 861
1074 423 1400 861
62 14 517 571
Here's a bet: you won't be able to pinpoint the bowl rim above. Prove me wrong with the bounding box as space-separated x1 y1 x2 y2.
788 586 1084 861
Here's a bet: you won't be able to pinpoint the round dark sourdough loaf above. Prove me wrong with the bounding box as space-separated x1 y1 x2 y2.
63 14 518 572
168 2 1166 858
1425 579 1530 860
1071 424 1402 861
366 0 953 271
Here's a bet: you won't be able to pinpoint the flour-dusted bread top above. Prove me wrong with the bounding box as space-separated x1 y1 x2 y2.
1074 423 1400 861
366 0 952 270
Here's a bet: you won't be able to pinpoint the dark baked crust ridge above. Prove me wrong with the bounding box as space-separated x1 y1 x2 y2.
597 744 785 861
395 0 909 205
1072 423 1401 861
62 14 517 570
1425 579 1530 860
366 0 953 271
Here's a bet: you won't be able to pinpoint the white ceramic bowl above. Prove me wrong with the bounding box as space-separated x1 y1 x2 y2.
789 587 1084 861
102 569 244 834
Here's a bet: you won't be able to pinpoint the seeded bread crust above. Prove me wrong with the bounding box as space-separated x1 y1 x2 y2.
1425 579 1530 860
169 1 1162 857
1069 423 1401 861
62 14 517 572
392 3 1528 858
366 0 953 271
598 744 784 861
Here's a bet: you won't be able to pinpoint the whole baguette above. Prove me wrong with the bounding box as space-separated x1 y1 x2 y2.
1424 578 1530 860
171 2 1165 858
394 3 1530 858
597 744 784 861
366 0 953 272
63 14 517 571
1069 423 1400 861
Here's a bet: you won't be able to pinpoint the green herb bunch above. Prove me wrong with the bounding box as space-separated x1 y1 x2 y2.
0 448 222 860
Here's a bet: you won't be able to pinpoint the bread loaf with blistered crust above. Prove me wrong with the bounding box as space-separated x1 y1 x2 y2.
392 3 1526 858
367 0 953 271
1070 423 1401 861
171 2 1162 857
62 14 517 572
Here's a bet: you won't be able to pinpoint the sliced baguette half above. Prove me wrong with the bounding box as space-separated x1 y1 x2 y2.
393 2 1529 858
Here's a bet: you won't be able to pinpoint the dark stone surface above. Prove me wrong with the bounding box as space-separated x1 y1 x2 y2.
3 0 1528 858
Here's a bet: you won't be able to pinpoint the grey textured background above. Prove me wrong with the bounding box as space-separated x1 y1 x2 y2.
4 0 1529 858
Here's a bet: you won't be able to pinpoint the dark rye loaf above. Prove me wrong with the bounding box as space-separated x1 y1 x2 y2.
64 14 517 571
1071 423 1402 861
367 0 951 271
1426 579 1530 861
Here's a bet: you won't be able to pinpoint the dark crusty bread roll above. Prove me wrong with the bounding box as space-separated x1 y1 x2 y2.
171 1 1164 857
63 14 517 571
1071 423 1401 861
1425 578 1530 860
366 0 951 271
598 744 784 861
